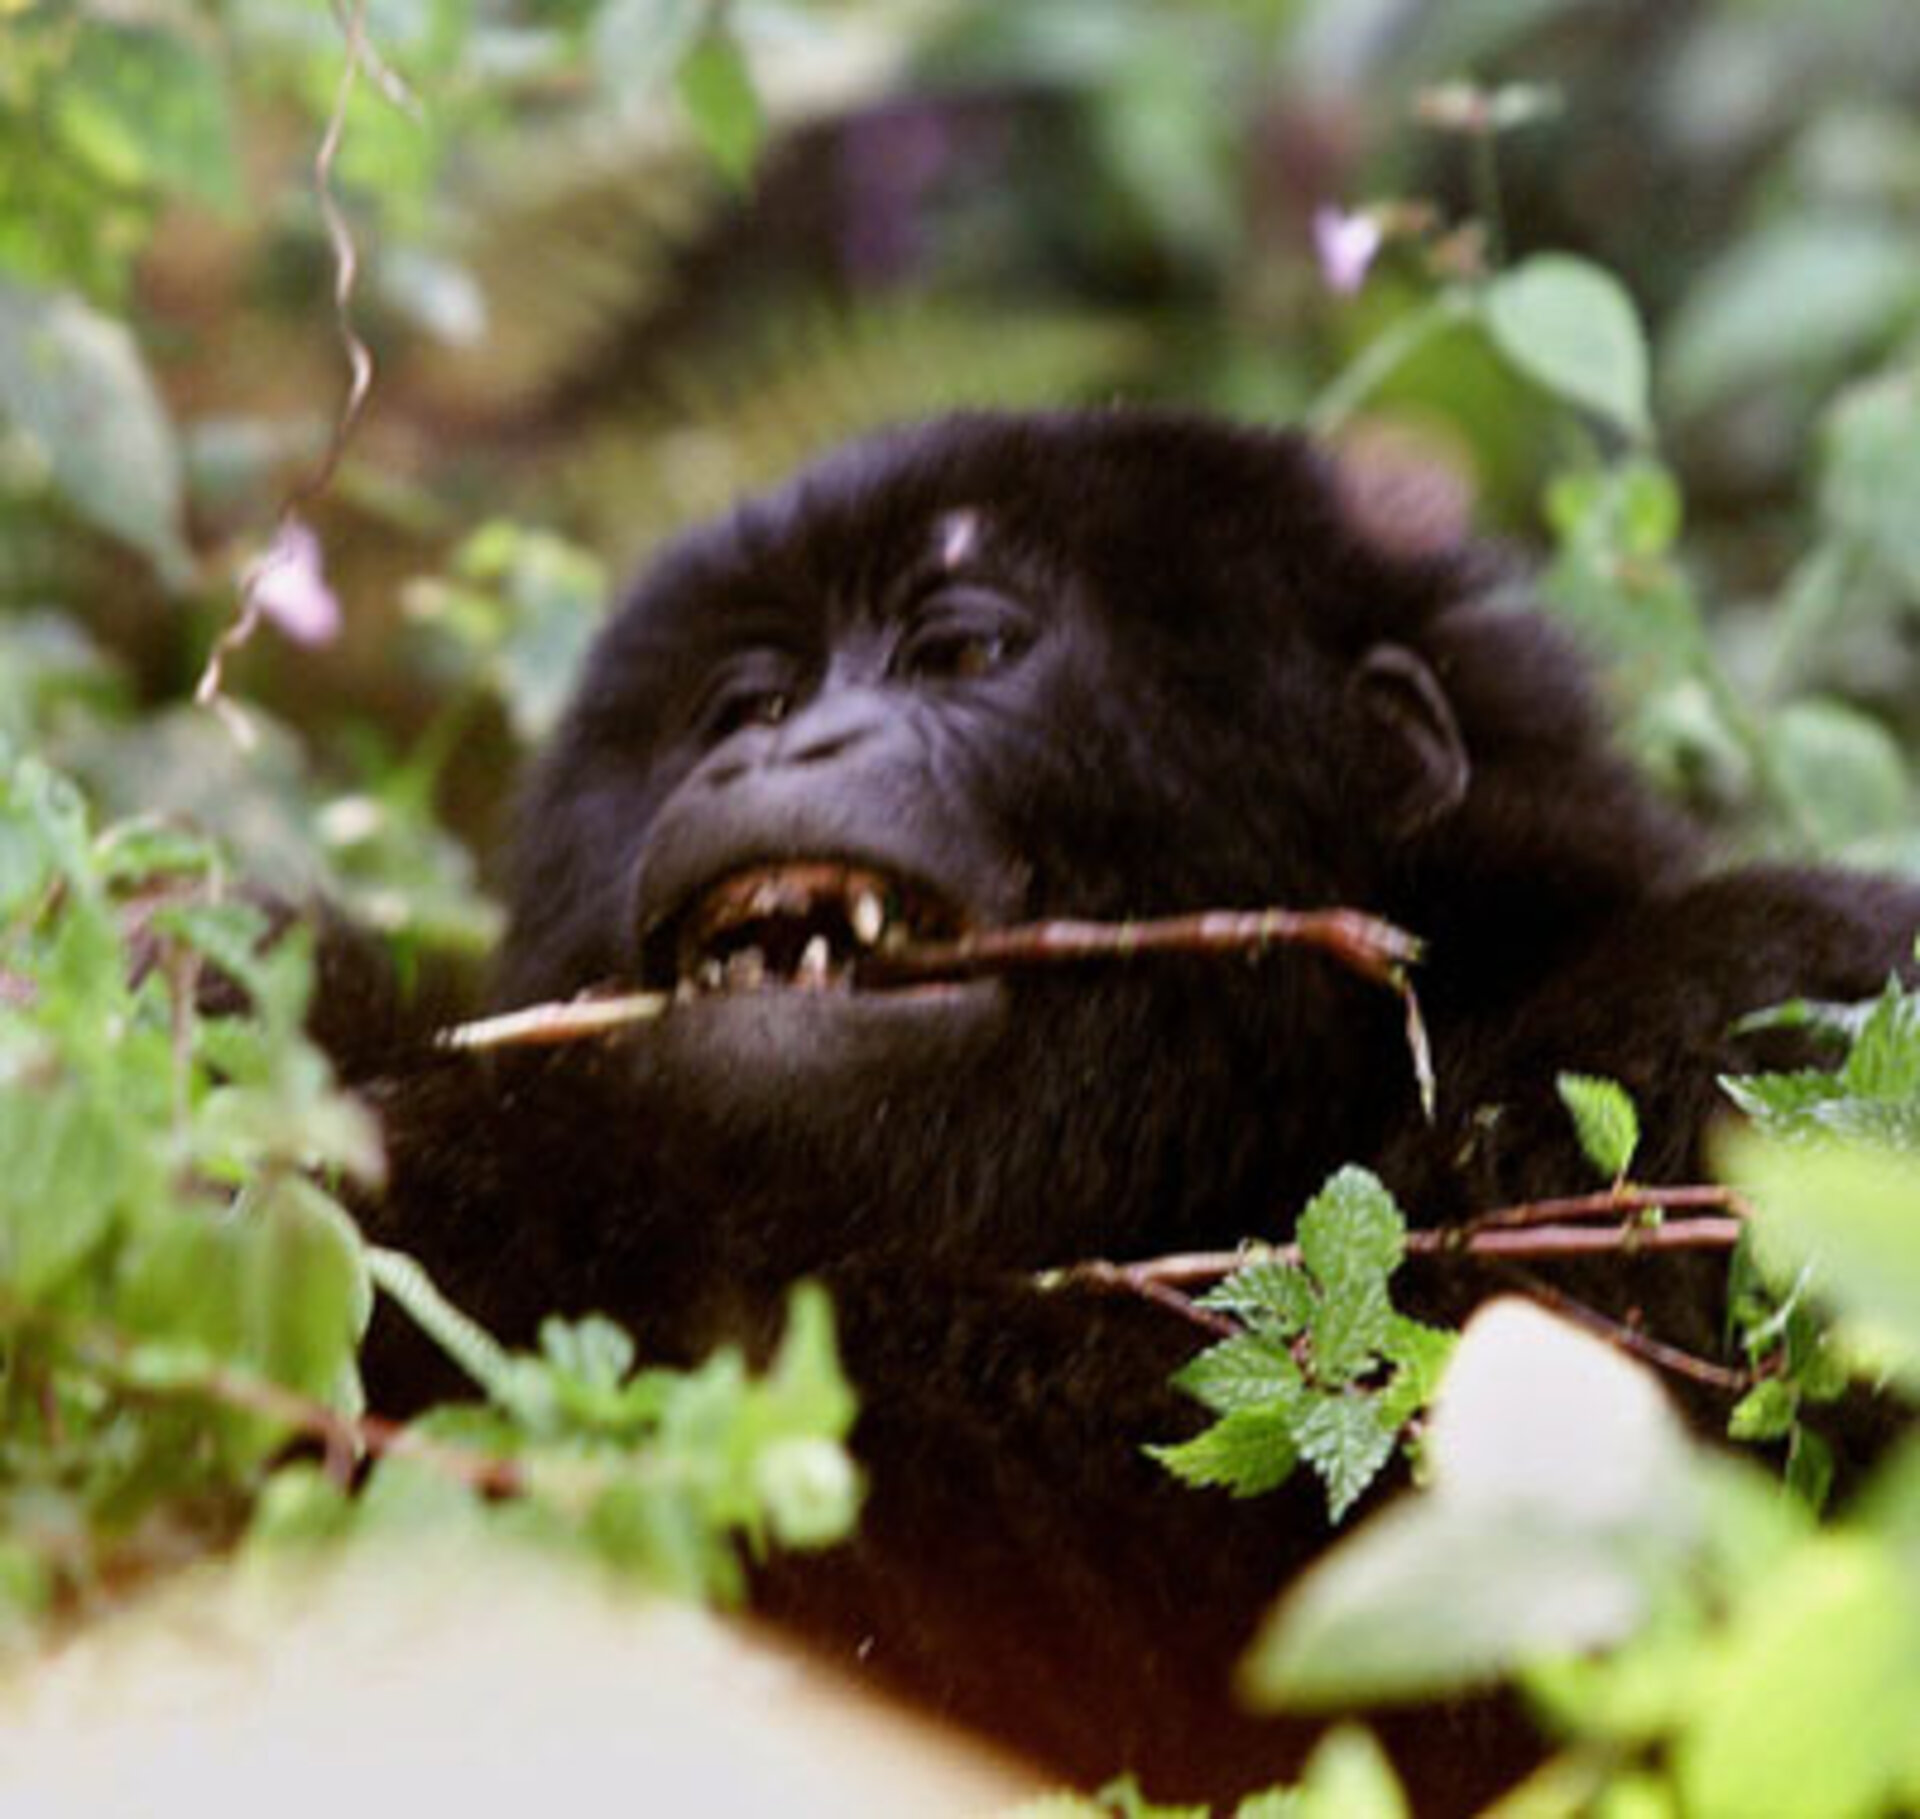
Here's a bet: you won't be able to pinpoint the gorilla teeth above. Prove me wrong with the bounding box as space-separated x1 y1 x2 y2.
725 948 769 991
658 859 969 998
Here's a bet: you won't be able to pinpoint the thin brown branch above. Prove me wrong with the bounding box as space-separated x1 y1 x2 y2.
1047 1213 1747 1300
1063 1263 1240 1338
1460 1182 1754 1237
1498 1270 1755 1394
437 905 1428 1054
855 907 1424 989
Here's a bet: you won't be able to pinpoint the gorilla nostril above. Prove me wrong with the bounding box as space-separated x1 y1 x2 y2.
786 727 861 766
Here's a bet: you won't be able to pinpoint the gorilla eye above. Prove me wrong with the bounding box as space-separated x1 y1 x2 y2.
896 594 1033 684
696 655 803 742
707 687 793 739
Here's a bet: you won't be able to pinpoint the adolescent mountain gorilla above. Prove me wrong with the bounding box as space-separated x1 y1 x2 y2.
349 409 1920 1809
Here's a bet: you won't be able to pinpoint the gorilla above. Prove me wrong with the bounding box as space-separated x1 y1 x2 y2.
346 409 1920 1810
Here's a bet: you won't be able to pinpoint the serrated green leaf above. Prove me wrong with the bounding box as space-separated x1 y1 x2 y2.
1306 1280 1394 1388
1198 1257 1314 1332
1557 1072 1641 1181
1172 1330 1304 1414
1297 1166 1405 1289
1149 1407 1298 1498
1840 978 1920 1105
0 279 192 585
1484 254 1652 440
1293 1393 1399 1522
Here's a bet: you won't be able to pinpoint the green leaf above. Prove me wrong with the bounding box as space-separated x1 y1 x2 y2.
1242 1302 1702 1708
56 26 239 213
1297 1166 1405 1289
1664 218 1920 417
1769 698 1911 852
1293 1393 1399 1522
1723 1134 1920 1381
0 278 192 586
1247 1726 1409 1819
675 28 764 189
1483 254 1653 440
1821 372 1920 595
1727 1378 1797 1444
753 1436 861 1550
763 1282 859 1441
1556 1072 1641 1181
0 1088 137 1301
1172 1330 1304 1414
1198 1257 1314 1332
539 1313 637 1394
1148 1407 1298 1498
1678 1539 1920 1819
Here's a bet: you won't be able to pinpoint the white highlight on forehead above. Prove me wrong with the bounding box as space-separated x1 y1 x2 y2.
935 508 984 569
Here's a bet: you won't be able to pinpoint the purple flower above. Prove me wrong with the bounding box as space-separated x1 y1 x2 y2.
248 517 340 647
1312 205 1383 296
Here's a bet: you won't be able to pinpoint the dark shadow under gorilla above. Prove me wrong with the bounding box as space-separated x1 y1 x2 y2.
346 410 1920 1811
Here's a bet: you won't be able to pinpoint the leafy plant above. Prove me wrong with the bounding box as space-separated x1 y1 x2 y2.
1150 1168 1453 1522
0 744 858 1637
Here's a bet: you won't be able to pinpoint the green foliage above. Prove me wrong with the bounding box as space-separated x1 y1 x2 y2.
1482 254 1652 443
0 745 857 1632
1152 1169 1453 1521
1244 1300 1709 1710
1724 972 1920 1152
404 520 610 745
5 4 1920 1812
1556 1071 1641 1182
0 277 193 587
1011 1729 1408 1819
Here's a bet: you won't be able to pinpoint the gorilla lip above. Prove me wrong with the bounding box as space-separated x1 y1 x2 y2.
650 860 973 998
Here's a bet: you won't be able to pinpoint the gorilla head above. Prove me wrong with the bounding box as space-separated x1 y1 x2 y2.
487 411 1693 1279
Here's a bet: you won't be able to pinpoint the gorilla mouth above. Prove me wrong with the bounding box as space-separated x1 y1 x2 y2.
645 862 973 997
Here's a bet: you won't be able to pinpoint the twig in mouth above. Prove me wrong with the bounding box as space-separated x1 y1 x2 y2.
435 904 1428 1064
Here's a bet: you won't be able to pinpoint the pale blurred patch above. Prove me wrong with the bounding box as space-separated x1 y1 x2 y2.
0 1542 1037 1818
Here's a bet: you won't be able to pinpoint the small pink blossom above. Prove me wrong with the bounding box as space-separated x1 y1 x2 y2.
1312 205 1383 296
248 517 341 647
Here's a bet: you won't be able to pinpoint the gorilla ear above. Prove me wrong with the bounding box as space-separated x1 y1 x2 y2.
1349 643 1469 837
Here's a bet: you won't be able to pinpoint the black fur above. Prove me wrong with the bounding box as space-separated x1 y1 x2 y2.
353 410 1920 1809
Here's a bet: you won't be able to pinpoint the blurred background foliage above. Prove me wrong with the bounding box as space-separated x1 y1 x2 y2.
4 0 1920 952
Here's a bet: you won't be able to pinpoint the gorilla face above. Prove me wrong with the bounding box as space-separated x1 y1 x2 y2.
489 410 1606 1268
617 502 1059 1102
